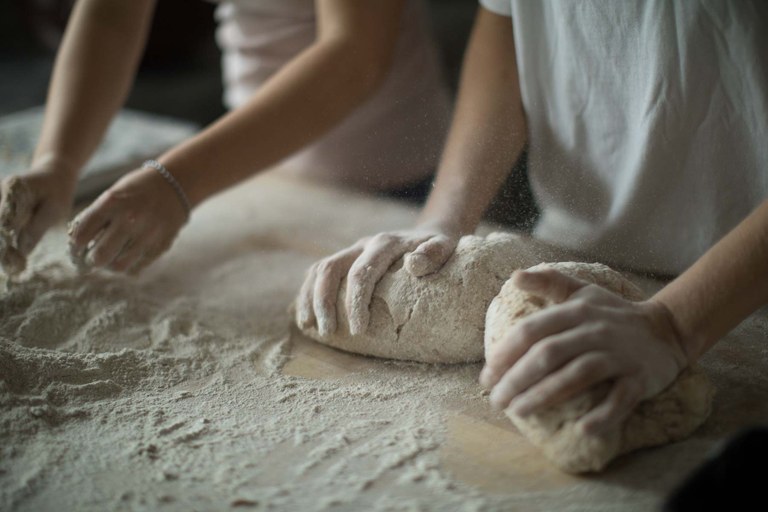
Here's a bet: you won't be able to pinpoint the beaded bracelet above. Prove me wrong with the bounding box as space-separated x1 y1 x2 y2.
142 159 192 220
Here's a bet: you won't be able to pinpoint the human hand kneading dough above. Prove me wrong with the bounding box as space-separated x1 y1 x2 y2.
297 224 460 336
0 157 77 274
480 267 690 435
69 166 188 274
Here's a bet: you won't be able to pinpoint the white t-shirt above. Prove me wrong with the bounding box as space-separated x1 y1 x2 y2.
214 0 451 190
481 0 768 275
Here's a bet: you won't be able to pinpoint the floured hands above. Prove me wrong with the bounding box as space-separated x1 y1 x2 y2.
297 225 460 336
68 167 188 274
0 160 77 273
480 268 689 435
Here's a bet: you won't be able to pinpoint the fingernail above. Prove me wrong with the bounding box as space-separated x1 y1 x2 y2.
317 314 330 337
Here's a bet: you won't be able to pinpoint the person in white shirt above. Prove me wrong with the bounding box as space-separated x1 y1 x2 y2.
0 0 449 273
299 1 768 434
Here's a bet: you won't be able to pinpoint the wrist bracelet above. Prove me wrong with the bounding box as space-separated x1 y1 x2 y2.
142 159 192 220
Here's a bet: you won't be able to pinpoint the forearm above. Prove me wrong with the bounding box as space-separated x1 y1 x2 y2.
654 199 768 362
158 0 405 208
157 40 388 207
34 0 156 176
419 7 526 235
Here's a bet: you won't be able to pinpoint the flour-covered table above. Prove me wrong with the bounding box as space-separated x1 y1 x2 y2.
1 166 766 511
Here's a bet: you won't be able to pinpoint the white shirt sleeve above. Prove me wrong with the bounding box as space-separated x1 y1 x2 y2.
479 0 512 16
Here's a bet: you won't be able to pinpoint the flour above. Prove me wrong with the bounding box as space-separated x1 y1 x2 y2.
0 175 760 512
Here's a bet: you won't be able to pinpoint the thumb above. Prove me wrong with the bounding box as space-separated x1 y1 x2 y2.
404 235 457 277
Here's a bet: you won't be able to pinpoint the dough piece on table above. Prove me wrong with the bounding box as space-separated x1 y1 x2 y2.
484 261 714 473
0 177 34 276
296 233 559 363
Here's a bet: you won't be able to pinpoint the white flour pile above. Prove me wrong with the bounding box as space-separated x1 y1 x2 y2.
1 175 766 512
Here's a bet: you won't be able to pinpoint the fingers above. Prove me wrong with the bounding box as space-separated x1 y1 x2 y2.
485 326 602 404
0 176 35 235
312 246 362 336
69 203 110 261
297 265 319 329
108 238 145 273
513 267 589 304
404 234 457 277
346 234 416 335
480 300 603 389
577 377 642 435
85 221 132 268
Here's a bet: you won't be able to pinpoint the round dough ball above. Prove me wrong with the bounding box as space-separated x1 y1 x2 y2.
484 261 714 473
297 233 560 363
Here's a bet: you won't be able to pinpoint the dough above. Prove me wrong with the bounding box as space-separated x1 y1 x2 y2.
0 176 34 276
485 262 714 473
296 233 560 363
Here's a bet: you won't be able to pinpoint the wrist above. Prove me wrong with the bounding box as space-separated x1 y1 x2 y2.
30 152 80 181
643 298 697 368
415 214 473 239
141 160 192 222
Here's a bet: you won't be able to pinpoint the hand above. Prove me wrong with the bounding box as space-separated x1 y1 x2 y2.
0 159 77 271
297 225 460 336
480 268 689 435
69 167 188 274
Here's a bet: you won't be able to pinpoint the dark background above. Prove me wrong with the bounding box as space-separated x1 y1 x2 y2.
0 0 478 124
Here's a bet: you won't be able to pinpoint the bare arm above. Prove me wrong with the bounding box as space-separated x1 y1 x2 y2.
655 199 768 362
298 7 527 335
418 6 527 236
67 0 409 274
0 0 155 264
158 0 407 207
35 0 156 175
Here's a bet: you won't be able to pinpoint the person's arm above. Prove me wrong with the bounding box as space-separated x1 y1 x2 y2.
297 7 526 335
0 0 156 257
654 199 768 360
69 0 409 273
481 200 768 436
156 0 408 206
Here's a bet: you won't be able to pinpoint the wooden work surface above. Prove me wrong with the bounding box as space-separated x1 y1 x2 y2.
3 171 767 511
231 174 767 509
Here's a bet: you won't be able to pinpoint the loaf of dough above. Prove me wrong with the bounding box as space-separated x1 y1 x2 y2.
485 262 714 473
296 233 559 363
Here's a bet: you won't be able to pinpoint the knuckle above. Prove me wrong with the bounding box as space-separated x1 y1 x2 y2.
570 298 593 316
590 321 613 339
511 322 533 345
581 356 609 377
534 341 561 368
370 233 395 247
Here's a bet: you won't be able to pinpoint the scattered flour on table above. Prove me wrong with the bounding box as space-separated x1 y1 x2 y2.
0 231 508 512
